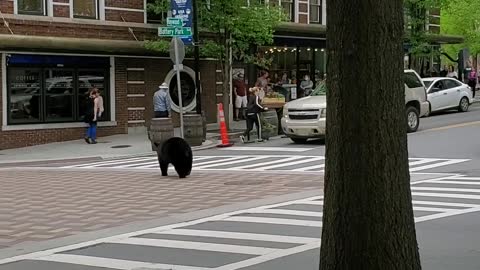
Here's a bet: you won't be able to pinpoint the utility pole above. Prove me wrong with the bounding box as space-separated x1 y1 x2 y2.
193 0 202 115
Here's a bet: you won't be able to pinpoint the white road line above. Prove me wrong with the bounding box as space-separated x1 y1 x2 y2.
155 229 318 244
291 164 325 172
220 147 314 152
412 187 480 193
194 156 246 167
197 156 270 169
412 192 480 200
116 161 158 168
413 200 480 208
295 201 324 205
250 209 322 217
413 206 451 212
127 156 219 169
259 157 324 171
415 207 480 223
409 159 470 172
63 157 155 168
225 216 322 227
408 158 437 166
108 238 279 255
445 177 480 181
233 156 304 170
214 241 321 270
34 254 208 270
430 180 480 185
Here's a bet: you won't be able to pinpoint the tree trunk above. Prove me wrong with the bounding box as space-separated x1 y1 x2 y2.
320 0 421 269
222 36 232 130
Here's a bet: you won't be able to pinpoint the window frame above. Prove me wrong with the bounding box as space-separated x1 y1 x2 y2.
17 0 48 16
309 0 322 24
72 0 99 20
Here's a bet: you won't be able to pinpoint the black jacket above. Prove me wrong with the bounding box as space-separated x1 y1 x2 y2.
246 95 266 114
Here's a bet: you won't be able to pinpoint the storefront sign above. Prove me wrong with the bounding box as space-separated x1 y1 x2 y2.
171 0 193 45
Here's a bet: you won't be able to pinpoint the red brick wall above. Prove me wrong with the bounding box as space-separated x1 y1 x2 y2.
105 9 145 23
53 5 70 18
0 0 13 14
0 19 156 41
105 0 144 9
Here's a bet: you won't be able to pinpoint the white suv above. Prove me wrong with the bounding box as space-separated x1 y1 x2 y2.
281 70 429 143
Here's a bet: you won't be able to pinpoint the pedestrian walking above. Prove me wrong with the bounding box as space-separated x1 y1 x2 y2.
233 74 248 121
467 67 477 99
447 65 458 79
84 88 100 144
240 87 268 143
153 83 171 118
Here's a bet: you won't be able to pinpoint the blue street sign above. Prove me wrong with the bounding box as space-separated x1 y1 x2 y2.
171 0 193 45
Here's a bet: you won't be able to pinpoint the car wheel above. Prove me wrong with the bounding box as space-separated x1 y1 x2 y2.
291 138 308 144
406 106 420 133
458 97 469 112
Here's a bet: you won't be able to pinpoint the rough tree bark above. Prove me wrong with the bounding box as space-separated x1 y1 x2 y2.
319 0 422 269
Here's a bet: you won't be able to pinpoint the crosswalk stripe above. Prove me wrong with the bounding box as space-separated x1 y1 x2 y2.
413 206 450 212
250 209 323 217
296 201 324 205
225 216 323 227
412 200 480 208
432 180 480 186
155 229 318 244
194 156 246 167
35 254 208 270
409 159 470 172
233 156 304 170
197 156 270 169
445 177 480 181
64 157 155 168
291 164 325 172
259 157 324 171
412 187 480 193
220 147 314 152
108 238 279 255
408 158 437 166
412 192 480 200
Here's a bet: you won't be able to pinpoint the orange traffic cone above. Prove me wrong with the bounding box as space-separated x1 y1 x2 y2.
217 103 234 148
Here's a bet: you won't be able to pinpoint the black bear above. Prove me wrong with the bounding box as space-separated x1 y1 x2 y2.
156 137 193 178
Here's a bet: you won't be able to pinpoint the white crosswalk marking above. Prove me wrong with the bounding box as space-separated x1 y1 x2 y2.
5 177 480 270
60 155 470 174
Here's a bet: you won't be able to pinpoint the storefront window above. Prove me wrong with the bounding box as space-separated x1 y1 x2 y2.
18 0 46 15
314 48 327 83
6 55 109 125
169 72 196 108
269 0 294 22
73 0 98 19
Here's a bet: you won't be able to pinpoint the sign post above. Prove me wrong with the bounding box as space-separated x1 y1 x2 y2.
159 17 191 139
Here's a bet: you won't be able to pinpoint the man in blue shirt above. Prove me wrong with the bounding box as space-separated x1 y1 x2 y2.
153 83 171 118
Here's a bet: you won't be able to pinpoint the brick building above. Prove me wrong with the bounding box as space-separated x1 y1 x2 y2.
0 0 462 149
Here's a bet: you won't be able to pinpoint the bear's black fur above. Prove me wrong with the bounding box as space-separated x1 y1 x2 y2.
156 137 192 178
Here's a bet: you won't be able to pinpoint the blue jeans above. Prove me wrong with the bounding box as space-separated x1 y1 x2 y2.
86 122 97 139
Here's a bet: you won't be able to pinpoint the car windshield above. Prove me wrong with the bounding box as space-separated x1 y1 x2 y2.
423 80 434 88
311 83 327 96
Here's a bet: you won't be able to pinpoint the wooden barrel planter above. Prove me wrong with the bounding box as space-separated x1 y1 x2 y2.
148 118 174 152
260 110 278 140
184 113 204 146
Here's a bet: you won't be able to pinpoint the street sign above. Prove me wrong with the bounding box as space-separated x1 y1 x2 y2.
158 27 192 37
171 0 193 45
167 17 183 27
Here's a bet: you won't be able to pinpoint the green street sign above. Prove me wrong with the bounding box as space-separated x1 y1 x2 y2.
158 27 192 37
167 17 183 27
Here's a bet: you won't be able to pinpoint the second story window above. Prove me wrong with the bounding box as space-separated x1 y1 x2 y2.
18 0 47 16
146 0 168 24
269 0 294 22
310 0 322 24
73 0 98 19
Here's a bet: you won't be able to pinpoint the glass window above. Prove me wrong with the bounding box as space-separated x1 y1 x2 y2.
45 69 74 122
404 72 424 88
169 72 196 108
444 79 461 89
8 69 42 123
73 0 98 19
310 0 322 24
7 64 109 125
18 0 46 15
147 0 168 24
269 0 294 22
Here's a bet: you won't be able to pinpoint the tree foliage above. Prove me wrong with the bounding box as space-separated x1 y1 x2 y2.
441 0 480 59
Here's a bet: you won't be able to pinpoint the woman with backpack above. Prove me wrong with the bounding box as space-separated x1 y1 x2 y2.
240 87 268 143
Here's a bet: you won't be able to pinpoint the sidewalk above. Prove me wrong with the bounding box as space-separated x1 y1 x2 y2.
0 168 322 252
0 121 249 164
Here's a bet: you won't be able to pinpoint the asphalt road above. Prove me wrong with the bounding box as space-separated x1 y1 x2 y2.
1 104 480 269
